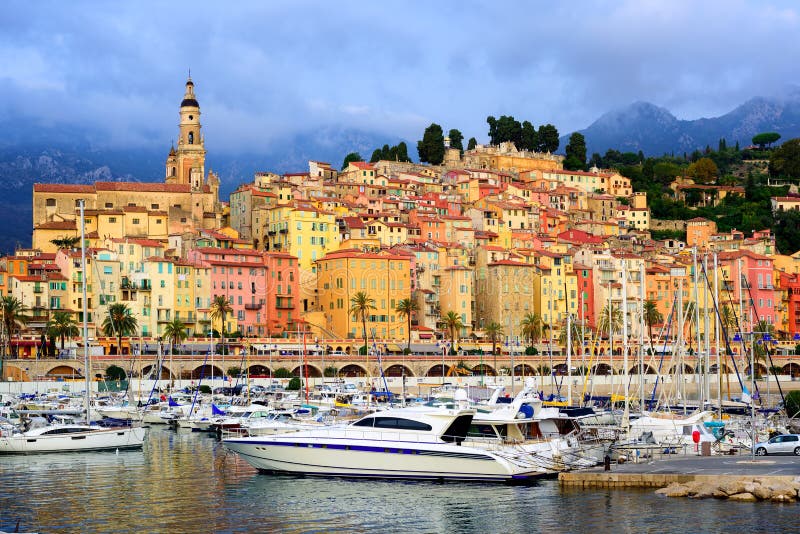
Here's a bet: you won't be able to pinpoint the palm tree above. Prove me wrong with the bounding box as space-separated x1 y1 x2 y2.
683 301 697 353
395 298 418 353
349 292 376 355
1 296 29 358
46 310 79 350
519 312 543 344
101 303 138 355
752 319 776 376
210 295 233 355
642 300 664 343
484 321 504 372
596 304 622 338
557 317 583 347
162 318 188 354
440 311 463 348
719 304 738 336
49 236 80 250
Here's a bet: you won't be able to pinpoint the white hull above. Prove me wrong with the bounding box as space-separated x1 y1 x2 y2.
0 425 148 454
224 431 545 481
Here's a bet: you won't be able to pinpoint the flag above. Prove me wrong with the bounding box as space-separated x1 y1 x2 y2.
741 385 752 404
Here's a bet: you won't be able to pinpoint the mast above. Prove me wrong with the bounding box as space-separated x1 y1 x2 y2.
677 278 685 414
703 253 711 406
607 280 613 402
639 261 646 412
714 252 721 416
622 262 629 415
566 313 572 406
692 247 702 408
80 199 91 424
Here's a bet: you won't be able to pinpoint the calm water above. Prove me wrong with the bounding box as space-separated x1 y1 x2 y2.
0 427 795 533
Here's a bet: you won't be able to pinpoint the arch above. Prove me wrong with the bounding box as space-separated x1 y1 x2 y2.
472 364 496 376
744 363 768 376
3 364 30 381
514 363 536 376
292 365 321 378
628 364 657 375
384 364 414 377
141 365 172 380
171 166 176 176
188 132 194 145
782 363 800 377
668 364 694 375
188 365 224 380
709 363 730 373
46 365 83 379
247 364 272 378
339 364 367 377
592 363 613 376
335 346 343 353
552 363 568 376
426 364 450 377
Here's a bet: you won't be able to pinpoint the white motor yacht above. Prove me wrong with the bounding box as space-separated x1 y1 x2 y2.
0 422 148 454
223 406 547 481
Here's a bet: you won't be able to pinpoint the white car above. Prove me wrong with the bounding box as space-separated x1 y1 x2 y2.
755 434 800 456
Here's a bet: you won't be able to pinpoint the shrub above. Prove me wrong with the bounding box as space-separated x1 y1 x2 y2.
286 377 302 391
525 346 538 355
273 367 292 378
785 390 800 418
323 366 338 377
227 366 241 377
199 385 212 394
105 365 127 381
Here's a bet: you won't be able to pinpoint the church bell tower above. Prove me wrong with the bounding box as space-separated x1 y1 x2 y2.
166 76 207 191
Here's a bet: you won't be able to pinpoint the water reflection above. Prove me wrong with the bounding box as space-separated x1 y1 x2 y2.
0 428 796 533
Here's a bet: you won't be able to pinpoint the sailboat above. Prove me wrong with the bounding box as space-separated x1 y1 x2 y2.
0 200 147 454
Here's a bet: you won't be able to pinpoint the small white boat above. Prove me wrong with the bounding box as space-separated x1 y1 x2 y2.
0 423 148 454
223 406 547 481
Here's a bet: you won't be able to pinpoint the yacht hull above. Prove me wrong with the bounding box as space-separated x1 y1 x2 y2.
0 426 148 454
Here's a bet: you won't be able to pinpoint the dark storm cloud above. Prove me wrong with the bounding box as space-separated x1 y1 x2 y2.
0 0 797 152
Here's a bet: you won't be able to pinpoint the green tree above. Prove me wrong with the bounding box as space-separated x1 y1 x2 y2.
210 295 233 338
417 123 445 164
369 148 383 163
519 312 543 343
564 132 587 170
775 208 800 254
1 296 29 359
687 157 719 183
349 291 376 355
46 310 79 350
719 304 738 335
484 321 504 372
597 304 623 338
486 116 498 144
537 124 560 153
784 390 800 418
162 317 188 353
752 132 781 149
448 129 464 152
49 236 80 250
287 377 302 390
395 141 410 162
769 138 800 178
440 310 463 348
520 121 538 151
101 303 138 355
652 161 683 186
341 152 363 170
395 298 418 353
642 300 663 342
274 367 292 378
105 364 126 381
467 137 477 150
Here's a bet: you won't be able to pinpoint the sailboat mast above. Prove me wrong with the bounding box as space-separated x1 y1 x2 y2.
80 199 91 423
622 262 629 414
639 261 645 412
714 252 721 416
692 247 702 408
703 254 711 405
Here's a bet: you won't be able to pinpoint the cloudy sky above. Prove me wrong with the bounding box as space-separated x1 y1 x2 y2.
1 0 798 152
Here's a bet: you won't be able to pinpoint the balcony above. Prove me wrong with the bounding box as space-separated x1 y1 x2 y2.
267 229 276 236
33 286 43 294
244 302 262 310
121 277 133 289
275 298 293 309
279 228 288 234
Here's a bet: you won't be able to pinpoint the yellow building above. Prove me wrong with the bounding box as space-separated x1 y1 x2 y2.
32 77 221 253
316 249 411 340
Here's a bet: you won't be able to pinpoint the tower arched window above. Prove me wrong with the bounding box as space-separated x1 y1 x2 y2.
188 132 194 145
171 166 176 176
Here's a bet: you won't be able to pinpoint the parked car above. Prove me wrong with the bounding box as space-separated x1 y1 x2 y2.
754 434 800 456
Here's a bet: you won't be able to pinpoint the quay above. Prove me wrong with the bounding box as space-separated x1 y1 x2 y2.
559 454 800 489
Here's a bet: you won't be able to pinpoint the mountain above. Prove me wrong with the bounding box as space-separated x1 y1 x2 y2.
0 121 397 253
565 90 800 157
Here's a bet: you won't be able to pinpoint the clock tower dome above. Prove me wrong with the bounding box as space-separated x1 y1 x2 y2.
166 76 207 191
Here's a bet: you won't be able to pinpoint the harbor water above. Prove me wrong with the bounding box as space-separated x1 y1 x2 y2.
1 427 796 533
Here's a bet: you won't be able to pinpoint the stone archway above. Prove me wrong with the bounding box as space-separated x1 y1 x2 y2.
247 365 272 378
628 364 657 374
188 364 224 380
384 364 414 377
472 364 496 376
339 364 367 377
141 364 172 380
46 365 83 379
782 363 800 377
426 364 450 377
592 363 613 375
291 365 322 378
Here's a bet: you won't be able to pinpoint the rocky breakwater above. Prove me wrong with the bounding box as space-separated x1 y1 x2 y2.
656 477 800 503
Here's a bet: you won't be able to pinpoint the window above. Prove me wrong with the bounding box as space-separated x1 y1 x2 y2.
46 198 56 207
103 266 112 275
132 218 140 225
109 217 117 223
151 204 159 210
105 202 113 208
188 132 194 144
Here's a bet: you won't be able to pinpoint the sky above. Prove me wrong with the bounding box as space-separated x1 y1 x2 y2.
1 0 799 153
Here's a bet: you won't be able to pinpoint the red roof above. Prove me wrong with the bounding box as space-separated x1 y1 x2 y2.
34 184 95 193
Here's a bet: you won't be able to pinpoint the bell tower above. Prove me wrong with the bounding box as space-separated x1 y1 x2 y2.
166 76 206 190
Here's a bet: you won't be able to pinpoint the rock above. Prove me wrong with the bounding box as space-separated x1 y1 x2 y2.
751 484 772 501
767 483 797 501
719 480 747 496
729 492 758 502
771 493 796 503
711 489 728 499
656 482 690 497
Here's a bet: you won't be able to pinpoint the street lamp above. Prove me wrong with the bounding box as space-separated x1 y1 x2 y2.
436 339 451 385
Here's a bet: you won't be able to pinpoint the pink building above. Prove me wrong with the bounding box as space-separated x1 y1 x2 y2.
188 248 299 337
718 250 776 328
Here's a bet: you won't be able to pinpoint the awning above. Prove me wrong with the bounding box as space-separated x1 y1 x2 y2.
418 333 433 339
385 344 403 352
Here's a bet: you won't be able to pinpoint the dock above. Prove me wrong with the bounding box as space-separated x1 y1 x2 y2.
559 454 800 489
